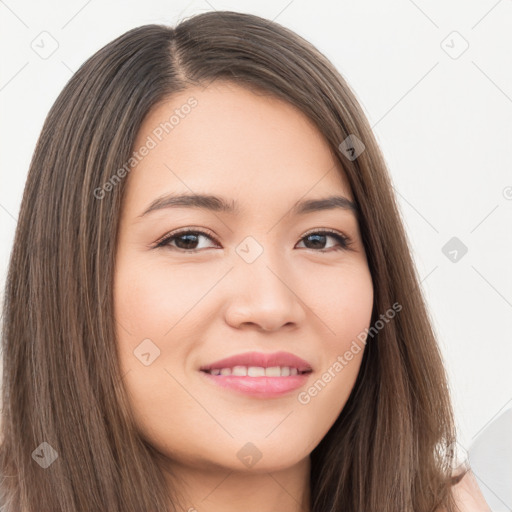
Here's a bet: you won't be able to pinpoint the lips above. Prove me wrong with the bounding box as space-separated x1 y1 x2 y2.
199 350 313 373
198 350 313 398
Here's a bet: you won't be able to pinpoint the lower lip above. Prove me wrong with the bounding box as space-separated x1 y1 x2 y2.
199 370 312 398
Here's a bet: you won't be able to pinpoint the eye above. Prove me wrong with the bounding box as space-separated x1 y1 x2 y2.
154 228 219 251
296 229 353 252
154 228 353 253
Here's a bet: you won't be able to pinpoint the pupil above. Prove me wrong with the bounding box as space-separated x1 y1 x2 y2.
177 234 199 249
306 234 325 249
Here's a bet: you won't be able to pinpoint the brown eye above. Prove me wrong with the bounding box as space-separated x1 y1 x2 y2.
154 228 352 253
155 229 219 251
297 231 352 252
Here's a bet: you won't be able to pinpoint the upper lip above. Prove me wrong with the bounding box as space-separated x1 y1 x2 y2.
199 351 313 373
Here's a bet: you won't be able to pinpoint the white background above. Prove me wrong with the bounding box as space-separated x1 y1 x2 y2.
1 0 511 505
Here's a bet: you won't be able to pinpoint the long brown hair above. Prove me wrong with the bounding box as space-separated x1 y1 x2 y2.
0 10 465 511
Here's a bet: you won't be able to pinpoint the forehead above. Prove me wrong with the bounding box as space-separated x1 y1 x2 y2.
124 81 353 216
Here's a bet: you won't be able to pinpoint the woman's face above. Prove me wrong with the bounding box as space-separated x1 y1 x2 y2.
114 81 373 474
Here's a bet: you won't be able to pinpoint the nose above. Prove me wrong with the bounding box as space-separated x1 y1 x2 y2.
223 252 306 332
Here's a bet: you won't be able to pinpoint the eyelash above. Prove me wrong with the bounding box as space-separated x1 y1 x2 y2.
153 227 353 253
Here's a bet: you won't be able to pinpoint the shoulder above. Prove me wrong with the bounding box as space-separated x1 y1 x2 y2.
438 470 492 512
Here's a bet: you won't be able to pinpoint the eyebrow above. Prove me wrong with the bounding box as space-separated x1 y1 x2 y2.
137 193 358 218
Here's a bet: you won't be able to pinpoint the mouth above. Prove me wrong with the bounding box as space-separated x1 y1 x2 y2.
198 365 313 398
198 351 314 398
200 366 312 377
199 350 313 374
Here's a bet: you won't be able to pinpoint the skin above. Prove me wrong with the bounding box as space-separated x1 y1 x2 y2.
113 80 375 512
446 471 492 512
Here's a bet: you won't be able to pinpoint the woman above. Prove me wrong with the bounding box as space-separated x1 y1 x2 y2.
0 10 490 512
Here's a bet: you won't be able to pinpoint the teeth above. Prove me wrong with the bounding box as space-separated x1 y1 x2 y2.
247 366 265 377
265 366 282 377
206 366 304 377
232 366 247 376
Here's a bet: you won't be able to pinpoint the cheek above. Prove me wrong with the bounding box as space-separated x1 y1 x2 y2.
299 261 373 409
114 256 216 341
113 258 206 450
302 258 374 349
332 268 373 353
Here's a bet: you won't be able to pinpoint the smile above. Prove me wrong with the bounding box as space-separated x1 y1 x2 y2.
201 365 309 377
199 366 313 398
